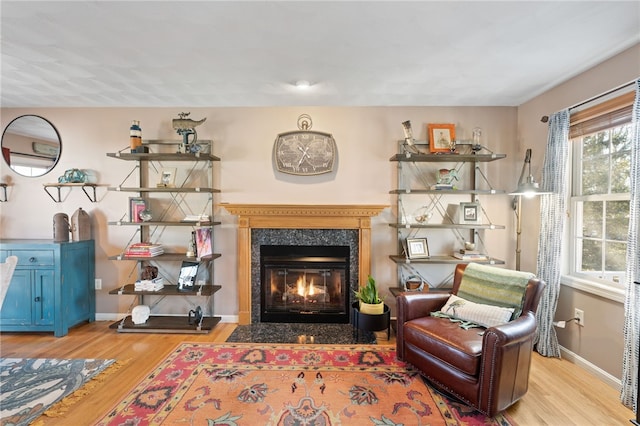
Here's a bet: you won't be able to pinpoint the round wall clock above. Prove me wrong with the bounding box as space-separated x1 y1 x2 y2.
273 115 336 176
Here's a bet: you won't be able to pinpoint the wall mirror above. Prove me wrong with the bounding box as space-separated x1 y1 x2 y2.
1 115 61 177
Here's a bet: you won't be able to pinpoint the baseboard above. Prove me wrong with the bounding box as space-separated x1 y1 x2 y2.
559 345 621 391
95 313 239 323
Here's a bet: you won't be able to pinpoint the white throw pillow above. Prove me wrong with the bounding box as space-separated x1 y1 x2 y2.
440 294 514 328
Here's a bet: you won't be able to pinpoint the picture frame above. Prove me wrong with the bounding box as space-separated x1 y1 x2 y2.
129 197 146 223
428 123 456 153
157 167 176 188
177 260 200 292
406 237 430 259
459 202 480 224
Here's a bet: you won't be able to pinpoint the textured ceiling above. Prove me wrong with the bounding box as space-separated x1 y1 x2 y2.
1 1 639 108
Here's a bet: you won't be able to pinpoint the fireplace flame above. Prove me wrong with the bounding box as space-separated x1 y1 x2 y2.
296 276 317 297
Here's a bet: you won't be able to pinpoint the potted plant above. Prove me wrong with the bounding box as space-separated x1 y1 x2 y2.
354 275 384 315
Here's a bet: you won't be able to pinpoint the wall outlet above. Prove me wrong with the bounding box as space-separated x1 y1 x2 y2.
95 278 102 290
574 308 585 326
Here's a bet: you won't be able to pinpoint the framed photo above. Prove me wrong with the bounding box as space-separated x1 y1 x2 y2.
157 167 176 188
406 237 430 259
177 260 200 291
459 202 480 224
129 197 146 223
428 123 456 153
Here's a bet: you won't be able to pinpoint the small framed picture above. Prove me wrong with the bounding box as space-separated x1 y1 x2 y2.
158 167 176 188
428 123 456 153
406 237 430 259
129 197 146 223
459 202 480 224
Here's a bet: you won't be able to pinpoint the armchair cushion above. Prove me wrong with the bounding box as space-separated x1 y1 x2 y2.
436 294 515 328
404 316 484 376
457 263 534 319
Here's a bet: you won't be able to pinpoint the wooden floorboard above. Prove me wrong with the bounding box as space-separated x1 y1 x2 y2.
0 321 634 425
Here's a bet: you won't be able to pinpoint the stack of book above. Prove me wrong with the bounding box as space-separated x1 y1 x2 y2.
453 249 489 261
124 243 164 257
134 277 164 291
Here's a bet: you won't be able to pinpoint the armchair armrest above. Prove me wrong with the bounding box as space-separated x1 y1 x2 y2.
396 292 451 323
479 311 539 413
483 311 538 347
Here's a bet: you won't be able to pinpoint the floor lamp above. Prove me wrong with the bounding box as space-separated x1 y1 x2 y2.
510 148 550 271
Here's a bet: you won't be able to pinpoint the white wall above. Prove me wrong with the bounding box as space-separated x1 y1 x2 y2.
0 106 518 319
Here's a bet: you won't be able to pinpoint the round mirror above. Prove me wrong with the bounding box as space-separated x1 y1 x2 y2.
2 115 61 177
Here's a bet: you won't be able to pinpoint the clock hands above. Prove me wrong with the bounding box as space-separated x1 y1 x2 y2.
297 145 310 167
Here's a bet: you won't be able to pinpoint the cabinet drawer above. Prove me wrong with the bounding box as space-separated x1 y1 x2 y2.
12 250 55 267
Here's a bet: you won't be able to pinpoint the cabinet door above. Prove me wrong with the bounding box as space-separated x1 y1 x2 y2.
34 270 55 326
0 269 33 325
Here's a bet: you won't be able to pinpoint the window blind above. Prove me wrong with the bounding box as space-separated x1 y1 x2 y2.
569 91 634 139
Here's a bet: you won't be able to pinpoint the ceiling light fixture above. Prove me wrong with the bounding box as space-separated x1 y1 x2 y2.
295 80 310 90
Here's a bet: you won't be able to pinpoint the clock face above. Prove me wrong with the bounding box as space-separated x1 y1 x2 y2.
274 130 336 175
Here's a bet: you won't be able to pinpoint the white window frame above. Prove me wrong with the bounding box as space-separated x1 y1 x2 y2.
563 124 631 304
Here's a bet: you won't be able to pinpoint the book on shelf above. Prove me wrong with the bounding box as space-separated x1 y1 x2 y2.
182 214 211 222
458 249 482 255
125 242 164 257
134 277 165 291
195 228 212 258
453 252 489 261
430 183 455 190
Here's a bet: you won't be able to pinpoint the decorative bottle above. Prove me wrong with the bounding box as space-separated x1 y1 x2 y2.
130 120 142 152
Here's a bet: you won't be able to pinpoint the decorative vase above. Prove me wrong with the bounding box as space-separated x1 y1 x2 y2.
53 213 70 242
359 301 384 315
71 207 91 241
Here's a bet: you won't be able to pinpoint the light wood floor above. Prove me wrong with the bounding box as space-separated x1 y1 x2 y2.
0 321 633 425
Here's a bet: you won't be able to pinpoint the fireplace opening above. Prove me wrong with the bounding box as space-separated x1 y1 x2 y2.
260 245 350 323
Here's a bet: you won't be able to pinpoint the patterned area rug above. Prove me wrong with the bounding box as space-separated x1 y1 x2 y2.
97 343 514 425
0 358 115 426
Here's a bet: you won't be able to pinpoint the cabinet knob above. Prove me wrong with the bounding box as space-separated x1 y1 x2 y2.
29 257 36 263
34 297 41 302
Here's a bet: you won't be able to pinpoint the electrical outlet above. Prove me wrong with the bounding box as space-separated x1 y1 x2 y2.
95 278 102 290
574 308 585 326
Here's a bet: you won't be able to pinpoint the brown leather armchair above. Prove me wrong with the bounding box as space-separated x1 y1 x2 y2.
396 264 545 417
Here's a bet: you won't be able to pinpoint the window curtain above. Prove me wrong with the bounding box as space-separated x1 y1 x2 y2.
535 109 570 357
621 79 640 411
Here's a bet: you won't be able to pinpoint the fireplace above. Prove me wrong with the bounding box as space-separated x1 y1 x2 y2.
260 245 350 323
222 204 386 325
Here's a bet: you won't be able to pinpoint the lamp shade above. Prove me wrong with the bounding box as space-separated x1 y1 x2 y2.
510 148 551 197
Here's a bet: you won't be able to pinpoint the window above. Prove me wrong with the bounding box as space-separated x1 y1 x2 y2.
569 91 633 290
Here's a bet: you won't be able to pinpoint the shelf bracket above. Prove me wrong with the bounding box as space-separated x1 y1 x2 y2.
43 183 98 203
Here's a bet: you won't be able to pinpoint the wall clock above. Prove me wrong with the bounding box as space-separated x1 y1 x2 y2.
273 114 336 176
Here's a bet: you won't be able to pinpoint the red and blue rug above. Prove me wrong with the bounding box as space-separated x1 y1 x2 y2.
97 343 513 425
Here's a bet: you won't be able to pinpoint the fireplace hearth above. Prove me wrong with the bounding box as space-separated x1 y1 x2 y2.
260 245 350 323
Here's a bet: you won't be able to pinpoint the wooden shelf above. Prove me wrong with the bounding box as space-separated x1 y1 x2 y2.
108 253 221 262
390 153 506 162
389 223 505 230
108 220 220 227
109 284 221 296
107 186 220 193
390 189 504 195
389 255 505 265
109 315 221 334
107 152 220 161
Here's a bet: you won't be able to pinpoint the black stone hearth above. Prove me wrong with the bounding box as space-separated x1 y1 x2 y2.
225 322 376 344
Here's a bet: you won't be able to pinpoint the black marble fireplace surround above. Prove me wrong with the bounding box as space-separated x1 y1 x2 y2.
250 228 360 325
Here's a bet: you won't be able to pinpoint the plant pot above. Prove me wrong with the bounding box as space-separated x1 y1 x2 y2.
359 301 384 315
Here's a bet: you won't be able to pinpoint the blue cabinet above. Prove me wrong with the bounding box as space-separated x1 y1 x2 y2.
0 239 95 337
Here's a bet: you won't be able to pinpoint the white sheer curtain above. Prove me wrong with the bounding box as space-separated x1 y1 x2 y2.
535 110 570 357
621 79 640 411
